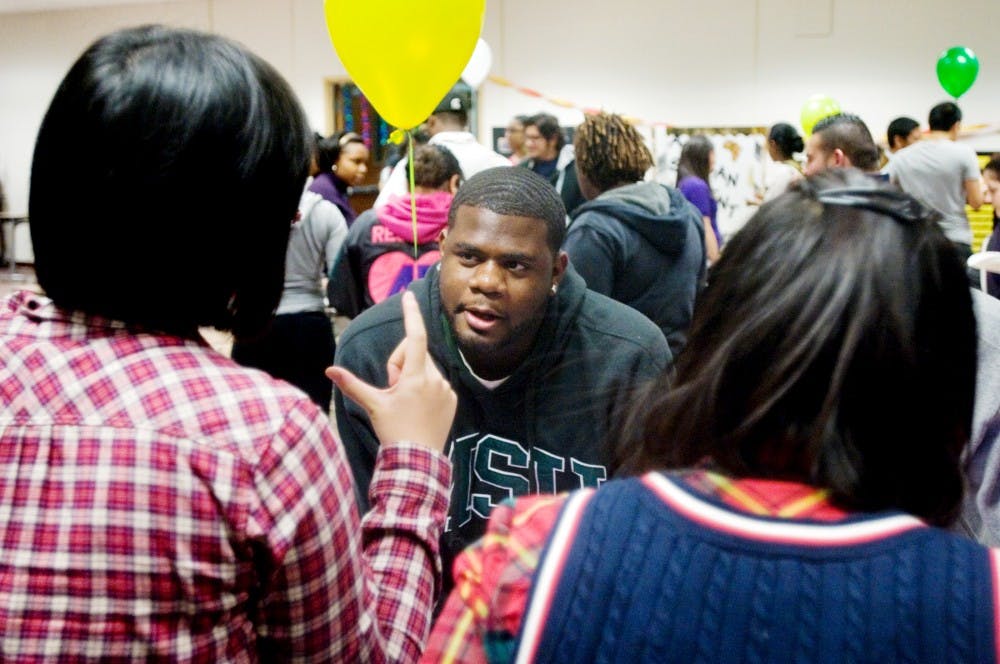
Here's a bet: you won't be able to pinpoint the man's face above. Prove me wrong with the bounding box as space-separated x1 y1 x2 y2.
900 127 922 151
524 125 557 160
803 134 835 176
439 204 566 379
505 121 525 152
984 169 1000 206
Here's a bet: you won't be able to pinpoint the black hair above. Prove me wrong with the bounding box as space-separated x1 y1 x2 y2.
524 113 566 152
984 154 1000 176
316 130 365 174
29 25 311 338
929 102 962 132
432 109 468 129
448 166 565 253
574 112 654 194
677 135 714 187
768 122 804 160
887 117 920 149
413 144 463 189
618 168 975 526
812 114 880 172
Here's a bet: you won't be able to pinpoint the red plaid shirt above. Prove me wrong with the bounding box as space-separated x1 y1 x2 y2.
0 291 450 662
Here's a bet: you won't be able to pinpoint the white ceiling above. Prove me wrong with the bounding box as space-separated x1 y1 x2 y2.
0 0 176 13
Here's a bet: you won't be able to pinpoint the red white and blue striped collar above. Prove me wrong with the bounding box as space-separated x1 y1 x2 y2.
641 472 926 546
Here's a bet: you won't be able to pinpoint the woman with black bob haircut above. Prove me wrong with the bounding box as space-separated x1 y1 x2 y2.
30 24 310 339
12 25 459 660
424 168 997 663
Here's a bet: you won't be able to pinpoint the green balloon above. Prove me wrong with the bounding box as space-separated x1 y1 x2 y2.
937 46 979 99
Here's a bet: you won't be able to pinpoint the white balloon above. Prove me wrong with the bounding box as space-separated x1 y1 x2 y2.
461 39 493 89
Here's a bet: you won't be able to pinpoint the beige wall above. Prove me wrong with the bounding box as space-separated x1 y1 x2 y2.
2 0 999 260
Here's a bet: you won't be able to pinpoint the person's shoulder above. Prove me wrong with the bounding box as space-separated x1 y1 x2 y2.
576 289 670 356
567 206 632 247
677 176 710 200
472 142 514 166
310 195 348 229
336 291 406 351
678 175 707 189
153 343 329 457
346 208 378 242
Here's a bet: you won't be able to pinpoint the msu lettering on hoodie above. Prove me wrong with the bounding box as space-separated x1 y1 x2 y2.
333 264 671 587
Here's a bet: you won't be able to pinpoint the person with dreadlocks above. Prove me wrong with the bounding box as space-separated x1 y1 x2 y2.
334 166 670 599
565 112 706 355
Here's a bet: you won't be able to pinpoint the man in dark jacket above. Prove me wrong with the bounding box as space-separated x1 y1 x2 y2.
334 166 670 580
565 112 706 355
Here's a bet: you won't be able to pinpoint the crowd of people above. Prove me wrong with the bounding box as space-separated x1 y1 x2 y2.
2 22 1000 663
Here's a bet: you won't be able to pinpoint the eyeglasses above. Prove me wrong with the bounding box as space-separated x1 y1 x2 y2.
815 187 939 225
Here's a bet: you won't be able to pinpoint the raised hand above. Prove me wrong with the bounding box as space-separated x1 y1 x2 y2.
327 291 456 453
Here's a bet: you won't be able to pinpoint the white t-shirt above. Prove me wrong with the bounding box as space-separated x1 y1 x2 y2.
374 131 510 211
762 160 801 202
886 139 981 245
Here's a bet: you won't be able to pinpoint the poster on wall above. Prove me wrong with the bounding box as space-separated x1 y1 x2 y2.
651 128 768 240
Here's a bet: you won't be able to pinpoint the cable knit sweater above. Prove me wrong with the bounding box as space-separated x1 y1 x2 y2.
425 471 1000 664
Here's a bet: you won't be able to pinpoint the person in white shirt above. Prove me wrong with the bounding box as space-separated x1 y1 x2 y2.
373 89 509 211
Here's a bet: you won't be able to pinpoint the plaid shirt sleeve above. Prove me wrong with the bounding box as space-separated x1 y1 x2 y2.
250 398 451 662
422 495 566 664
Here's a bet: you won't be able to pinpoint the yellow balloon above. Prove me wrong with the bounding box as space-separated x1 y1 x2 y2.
324 0 485 130
800 94 841 137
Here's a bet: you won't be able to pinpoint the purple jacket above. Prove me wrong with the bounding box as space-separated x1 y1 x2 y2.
677 175 721 245
309 172 356 225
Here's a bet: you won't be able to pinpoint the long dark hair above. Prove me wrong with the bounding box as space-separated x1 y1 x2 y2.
617 169 975 526
29 25 311 338
676 135 713 189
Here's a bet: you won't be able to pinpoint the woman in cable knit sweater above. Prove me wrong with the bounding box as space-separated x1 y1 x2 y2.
423 168 997 664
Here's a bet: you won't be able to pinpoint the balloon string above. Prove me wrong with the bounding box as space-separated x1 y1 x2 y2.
408 130 418 282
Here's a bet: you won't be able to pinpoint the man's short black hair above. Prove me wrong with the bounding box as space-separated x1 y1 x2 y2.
448 167 565 253
929 102 962 132
887 116 920 148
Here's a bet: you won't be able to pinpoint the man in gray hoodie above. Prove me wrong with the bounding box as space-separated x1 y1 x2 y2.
565 112 706 354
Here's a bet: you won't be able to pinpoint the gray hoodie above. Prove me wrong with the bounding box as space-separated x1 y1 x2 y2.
565 181 705 354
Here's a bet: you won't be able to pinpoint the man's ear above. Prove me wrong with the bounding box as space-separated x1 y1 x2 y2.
448 174 460 194
552 250 569 286
832 148 848 167
438 227 448 244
